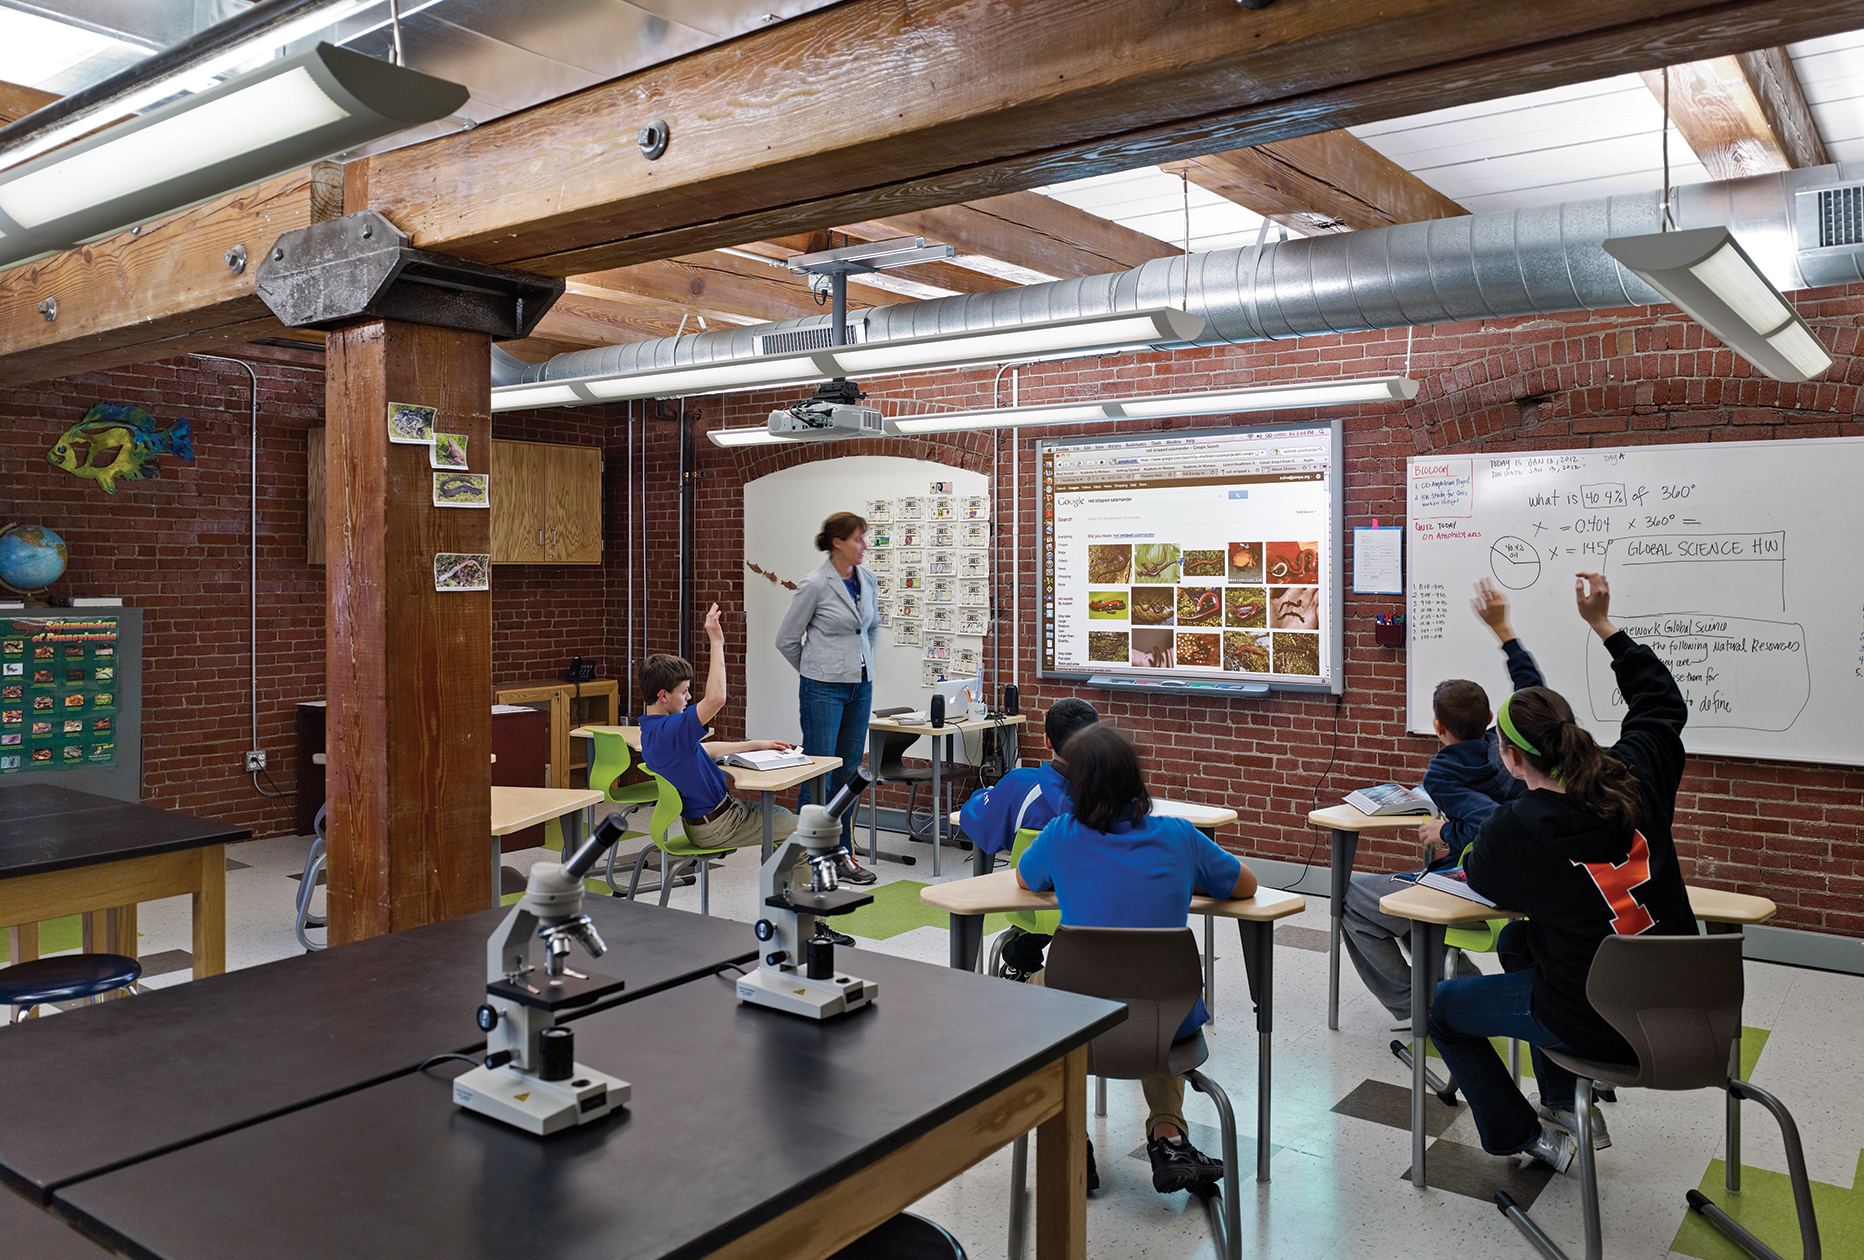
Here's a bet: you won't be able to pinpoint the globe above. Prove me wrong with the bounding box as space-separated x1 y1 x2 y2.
0 524 68 594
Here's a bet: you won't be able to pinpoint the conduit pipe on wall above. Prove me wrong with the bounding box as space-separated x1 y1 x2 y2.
490 164 1864 393
192 353 283 799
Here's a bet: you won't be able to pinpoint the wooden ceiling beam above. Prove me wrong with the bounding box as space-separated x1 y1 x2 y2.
575 250 883 323
6 0 1860 381
346 0 1861 277
1640 47 1828 180
0 170 312 387
0 78 57 125
531 287 707 346
845 192 1181 280
1163 130 1467 234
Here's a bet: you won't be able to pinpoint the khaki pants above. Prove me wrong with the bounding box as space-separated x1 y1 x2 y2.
1030 969 1188 1138
681 797 797 851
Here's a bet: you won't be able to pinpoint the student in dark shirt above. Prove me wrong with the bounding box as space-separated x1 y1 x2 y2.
1341 581 1542 1022
1427 571 1693 1173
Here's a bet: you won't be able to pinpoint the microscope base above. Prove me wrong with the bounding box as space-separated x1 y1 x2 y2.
452 1061 631 1136
735 967 877 1019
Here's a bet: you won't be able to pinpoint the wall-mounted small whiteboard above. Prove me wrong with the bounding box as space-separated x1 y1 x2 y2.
1405 437 1864 766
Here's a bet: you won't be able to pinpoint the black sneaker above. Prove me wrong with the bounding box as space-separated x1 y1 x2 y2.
821 927 855 947
834 851 877 885
1086 1138 1099 1193
1147 1134 1224 1193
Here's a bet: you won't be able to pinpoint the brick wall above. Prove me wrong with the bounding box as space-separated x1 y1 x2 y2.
0 355 627 842
659 285 1864 938
10 282 1859 936
0 354 327 840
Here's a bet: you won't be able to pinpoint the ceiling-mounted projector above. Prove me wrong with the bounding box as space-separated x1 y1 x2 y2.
767 377 885 440
767 400 886 440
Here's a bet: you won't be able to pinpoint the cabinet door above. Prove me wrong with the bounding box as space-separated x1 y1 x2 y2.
545 444 603 564
491 440 547 563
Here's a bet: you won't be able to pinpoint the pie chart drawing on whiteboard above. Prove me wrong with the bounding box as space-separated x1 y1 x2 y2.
1490 536 1541 590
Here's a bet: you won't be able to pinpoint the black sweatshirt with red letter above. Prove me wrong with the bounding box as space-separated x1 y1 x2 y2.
1465 631 1696 1061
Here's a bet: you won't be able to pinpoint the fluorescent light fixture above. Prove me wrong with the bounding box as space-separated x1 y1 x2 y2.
0 0 377 171
1602 227 1833 382
892 376 1419 434
0 43 467 267
708 427 792 447
491 308 1207 411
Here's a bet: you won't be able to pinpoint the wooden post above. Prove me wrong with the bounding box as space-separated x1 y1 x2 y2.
325 320 494 943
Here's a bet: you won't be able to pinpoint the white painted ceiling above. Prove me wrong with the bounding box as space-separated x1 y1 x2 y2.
1038 33 1864 241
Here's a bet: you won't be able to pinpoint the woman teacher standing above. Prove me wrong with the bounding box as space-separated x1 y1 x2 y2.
775 511 879 885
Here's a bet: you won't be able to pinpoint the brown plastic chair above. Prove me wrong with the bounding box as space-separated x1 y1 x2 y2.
1004 926 1241 1260
1498 934 1820 1260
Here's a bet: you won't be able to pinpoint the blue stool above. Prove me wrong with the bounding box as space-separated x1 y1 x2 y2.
829 1213 965 1259
1 953 143 1023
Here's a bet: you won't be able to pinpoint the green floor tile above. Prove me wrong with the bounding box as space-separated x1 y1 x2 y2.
831 879 1010 942
1671 1149 1862 1260
1739 1025 1770 1080
1 915 83 963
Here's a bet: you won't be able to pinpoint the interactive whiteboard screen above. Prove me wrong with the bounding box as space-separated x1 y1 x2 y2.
1038 423 1343 692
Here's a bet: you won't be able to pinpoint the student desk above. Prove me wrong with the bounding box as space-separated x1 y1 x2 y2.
1306 804 1438 1031
920 870 1304 1184
572 725 841 861
0 896 756 1204
53 949 1122 1260
867 713 1026 874
0 784 246 983
1377 880 1778 1190
489 785 604 904
947 796 1242 1015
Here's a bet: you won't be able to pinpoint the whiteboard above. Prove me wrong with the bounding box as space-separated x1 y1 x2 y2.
742 455 989 754
1405 437 1864 766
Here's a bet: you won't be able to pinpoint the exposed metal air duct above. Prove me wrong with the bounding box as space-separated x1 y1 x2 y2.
492 163 1864 391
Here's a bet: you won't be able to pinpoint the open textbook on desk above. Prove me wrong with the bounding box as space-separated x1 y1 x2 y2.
1343 783 1435 816
718 749 812 771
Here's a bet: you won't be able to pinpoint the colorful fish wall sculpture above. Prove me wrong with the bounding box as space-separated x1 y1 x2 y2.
47 403 195 494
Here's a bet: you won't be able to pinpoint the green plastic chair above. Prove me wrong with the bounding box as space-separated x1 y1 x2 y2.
582 729 670 884
984 827 1060 976
615 769 761 916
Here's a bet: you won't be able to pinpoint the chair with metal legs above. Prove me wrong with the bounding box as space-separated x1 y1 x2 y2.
615 772 761 916
294 802 328 952
1497 934 1820 1260
1004 925 1242 1260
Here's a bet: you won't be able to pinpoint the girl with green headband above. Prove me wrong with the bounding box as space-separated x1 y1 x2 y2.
1426 571 1695 1176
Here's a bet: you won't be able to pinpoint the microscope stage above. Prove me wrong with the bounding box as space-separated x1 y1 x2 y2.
486 968 627 1012
766 887 873 916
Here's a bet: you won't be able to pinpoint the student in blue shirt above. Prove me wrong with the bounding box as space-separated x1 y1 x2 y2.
958 697 1099 977
1017 724 1258 1195
639 602 799 859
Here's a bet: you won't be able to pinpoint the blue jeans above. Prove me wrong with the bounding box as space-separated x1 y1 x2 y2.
1427 968 1579 1155
798 675 871 849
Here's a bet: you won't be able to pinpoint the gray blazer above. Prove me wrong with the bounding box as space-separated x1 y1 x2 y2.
776 560 880 684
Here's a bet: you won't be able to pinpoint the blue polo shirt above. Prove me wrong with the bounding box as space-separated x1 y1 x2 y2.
638 709 729 816
958 761 1072 856
1019 811 1243 1034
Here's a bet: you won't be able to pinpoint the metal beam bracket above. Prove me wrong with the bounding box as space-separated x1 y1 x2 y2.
255 211 564 339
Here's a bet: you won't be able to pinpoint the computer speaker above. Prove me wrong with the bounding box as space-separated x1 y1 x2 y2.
1002 684 1019 716
929 693 945 728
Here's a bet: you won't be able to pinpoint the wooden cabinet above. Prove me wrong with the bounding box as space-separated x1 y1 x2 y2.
495 679 619 788
306 432 601 566
491 439 602 565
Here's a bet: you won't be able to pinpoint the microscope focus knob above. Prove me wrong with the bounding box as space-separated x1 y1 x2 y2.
475 1003 499 1033
753 918 776 942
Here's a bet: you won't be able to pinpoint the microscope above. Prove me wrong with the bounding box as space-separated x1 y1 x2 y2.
737 768 879 1019
453 813 634 1135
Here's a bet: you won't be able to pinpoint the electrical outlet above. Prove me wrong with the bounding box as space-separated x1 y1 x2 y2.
245 750 267 772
